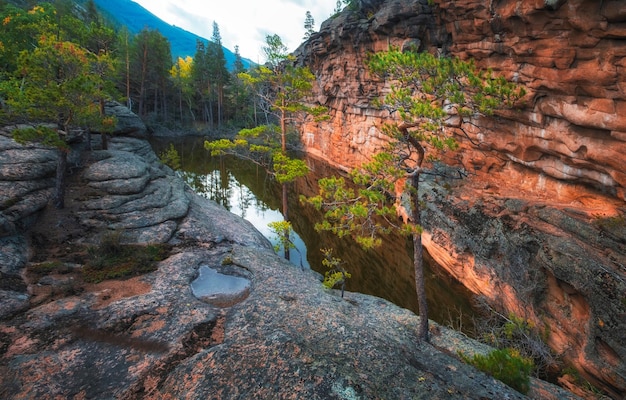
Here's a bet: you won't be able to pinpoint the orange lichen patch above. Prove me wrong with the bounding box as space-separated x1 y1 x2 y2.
211 314 226 345
5 336 37 358
130 316 166 337
142 375 161 395
86 276 152 309
0 325 17 335
73 390 87 400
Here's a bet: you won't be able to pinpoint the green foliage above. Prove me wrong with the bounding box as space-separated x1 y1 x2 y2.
460 348 533 394
367 49 525 139
0 4 56 75
11 126 67 150
268 220 296 254
273 153 309 184
3 32 117 131
303 10 315 40
28 260 70 276
307 49 525 250
262 34 289 68
1 21 119 206
130 28 172 118
560 365 605 396
332 0 358 16
206 34 326 202
302 173 399 250
0 1 258 130
477 309 558 379
503 314 535 340
304 48 525 342
159 143 182 170
320 248 351 296
83 231 169 283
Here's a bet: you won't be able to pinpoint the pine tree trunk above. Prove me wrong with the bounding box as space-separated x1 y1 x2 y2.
280 106 290 260
99 99 108 150
410 172 429 342
101 133 108 150
53 149 68 209
282 182 290 261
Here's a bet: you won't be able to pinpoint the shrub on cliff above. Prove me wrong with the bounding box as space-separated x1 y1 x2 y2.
461 348 534 394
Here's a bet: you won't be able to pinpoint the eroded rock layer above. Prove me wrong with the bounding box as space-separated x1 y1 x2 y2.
295 0 626 396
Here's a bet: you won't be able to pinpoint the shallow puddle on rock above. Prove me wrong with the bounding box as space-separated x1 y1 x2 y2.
191 265 251 306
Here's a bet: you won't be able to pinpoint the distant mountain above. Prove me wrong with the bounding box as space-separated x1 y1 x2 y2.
91 0 253 70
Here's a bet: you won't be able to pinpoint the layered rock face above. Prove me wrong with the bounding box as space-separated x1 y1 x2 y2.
295 0 626 396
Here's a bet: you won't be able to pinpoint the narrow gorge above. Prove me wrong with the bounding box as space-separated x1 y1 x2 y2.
0 0 624 398
295 0 626 396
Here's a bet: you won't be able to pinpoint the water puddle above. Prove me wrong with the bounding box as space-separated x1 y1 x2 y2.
191 265 251 307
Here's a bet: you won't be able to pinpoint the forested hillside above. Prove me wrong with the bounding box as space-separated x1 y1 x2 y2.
0 0 259 130
91 0 252 68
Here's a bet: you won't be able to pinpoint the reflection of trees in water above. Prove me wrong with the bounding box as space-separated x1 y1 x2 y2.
179 170 232 211
151 138 479 335
180 166 271 221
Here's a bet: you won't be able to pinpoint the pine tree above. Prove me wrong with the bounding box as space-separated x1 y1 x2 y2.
303 11 315 40
206 34 327 260
129 28 172 117
233 45 245 74
4 37 116 208
208 22 229 128
305 49 525 341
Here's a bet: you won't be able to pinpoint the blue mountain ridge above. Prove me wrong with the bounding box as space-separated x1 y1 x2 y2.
92 0 253 70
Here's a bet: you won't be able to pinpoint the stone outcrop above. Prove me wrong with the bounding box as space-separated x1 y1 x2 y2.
1 129 573 398
295 0 626 397
103 101 147 138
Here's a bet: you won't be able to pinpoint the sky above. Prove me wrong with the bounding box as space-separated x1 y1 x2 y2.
132 0 338 62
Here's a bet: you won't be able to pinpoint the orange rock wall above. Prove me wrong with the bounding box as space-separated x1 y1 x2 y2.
299 0 626 200
295 0 626 396
436 0 626 200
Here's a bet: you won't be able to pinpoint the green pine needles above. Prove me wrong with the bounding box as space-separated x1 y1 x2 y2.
303 48 526 342
460 348 534 394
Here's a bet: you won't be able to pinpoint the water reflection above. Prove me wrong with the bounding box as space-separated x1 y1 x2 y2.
151 137 478 334
179 165 309 268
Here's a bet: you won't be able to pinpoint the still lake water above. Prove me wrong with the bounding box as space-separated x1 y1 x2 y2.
151 137 479 333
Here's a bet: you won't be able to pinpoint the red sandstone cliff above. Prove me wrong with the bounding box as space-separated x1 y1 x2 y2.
295 0 626 397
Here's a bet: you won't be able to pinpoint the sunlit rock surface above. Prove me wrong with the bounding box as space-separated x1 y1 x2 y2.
295 0 626 396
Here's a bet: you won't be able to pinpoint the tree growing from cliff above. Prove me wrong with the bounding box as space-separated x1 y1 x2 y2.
2 36 117 208
303 11 315 40
304 49 525 341
206 34 326 260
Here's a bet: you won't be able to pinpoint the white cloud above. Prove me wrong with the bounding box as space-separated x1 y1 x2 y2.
132 0 337 62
